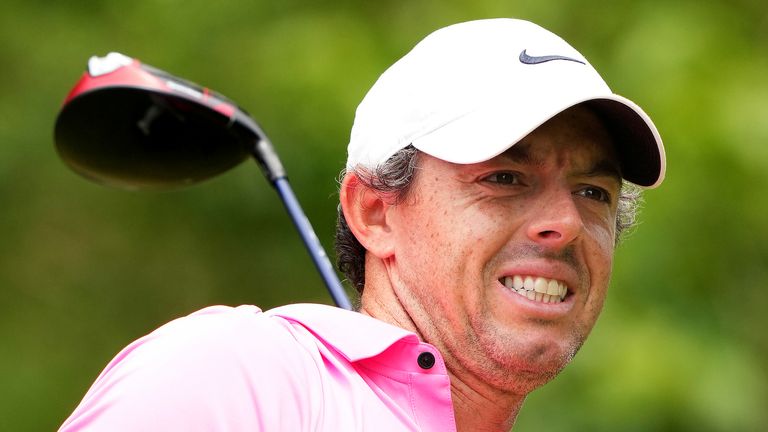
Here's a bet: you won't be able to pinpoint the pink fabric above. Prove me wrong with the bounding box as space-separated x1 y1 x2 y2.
59 304 457 431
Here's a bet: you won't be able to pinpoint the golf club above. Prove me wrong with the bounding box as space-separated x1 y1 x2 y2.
54 52 352 310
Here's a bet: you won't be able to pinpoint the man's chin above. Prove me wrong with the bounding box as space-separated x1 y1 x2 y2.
480 332 585 393
493 354 574 394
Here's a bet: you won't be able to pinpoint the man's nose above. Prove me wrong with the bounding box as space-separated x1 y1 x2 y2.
525 189 584 249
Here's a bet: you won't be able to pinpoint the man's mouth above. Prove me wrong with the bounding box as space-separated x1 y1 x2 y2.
500 276 568 304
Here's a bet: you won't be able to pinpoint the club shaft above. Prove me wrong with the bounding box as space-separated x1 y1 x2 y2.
272 177 352 310
250 135 351 309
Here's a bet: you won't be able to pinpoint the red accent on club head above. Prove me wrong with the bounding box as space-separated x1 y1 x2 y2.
62 60 169 105
55 54 257 190
213 102 236 117
61 59 240 121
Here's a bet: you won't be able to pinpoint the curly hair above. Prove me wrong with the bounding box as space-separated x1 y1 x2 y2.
335 145 643 293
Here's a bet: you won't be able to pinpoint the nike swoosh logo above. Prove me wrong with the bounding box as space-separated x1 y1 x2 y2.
519 49 585 65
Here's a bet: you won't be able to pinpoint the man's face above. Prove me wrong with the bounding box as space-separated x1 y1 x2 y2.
384 105 621 393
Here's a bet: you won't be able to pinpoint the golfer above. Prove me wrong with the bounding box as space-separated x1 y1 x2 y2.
60 18 665 431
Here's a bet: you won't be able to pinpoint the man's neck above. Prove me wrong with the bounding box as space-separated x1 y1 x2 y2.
448 366 525 431
359 267 528 432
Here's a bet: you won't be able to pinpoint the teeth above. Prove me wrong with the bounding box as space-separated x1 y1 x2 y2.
501 276 568 304
547 279 560 296
524 276 534 291
513 275 523 290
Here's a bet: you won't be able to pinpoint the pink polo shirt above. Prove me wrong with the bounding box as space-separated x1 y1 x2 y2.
59 303 457 431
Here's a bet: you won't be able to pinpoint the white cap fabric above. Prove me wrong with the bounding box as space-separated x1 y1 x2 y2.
347 18 666 188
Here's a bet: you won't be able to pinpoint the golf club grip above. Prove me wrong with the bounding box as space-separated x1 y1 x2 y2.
273 178 353 310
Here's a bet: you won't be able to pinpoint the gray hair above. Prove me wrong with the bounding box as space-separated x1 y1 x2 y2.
335 145 642 293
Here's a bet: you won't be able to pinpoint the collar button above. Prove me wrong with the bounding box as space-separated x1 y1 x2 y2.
417 352 435 370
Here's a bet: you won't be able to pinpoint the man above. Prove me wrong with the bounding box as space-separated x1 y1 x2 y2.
60 18 665 431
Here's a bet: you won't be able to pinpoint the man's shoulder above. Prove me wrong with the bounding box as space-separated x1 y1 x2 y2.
120 304 340 370
59 304 336 431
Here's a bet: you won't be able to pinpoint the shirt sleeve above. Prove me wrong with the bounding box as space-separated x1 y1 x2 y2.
58 305 322 432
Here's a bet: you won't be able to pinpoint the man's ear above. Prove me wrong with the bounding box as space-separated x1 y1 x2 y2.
339 173 395 259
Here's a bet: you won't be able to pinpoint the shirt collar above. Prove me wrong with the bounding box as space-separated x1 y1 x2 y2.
266 303 421 362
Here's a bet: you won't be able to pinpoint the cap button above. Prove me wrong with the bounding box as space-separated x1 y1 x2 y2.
417 351 435 370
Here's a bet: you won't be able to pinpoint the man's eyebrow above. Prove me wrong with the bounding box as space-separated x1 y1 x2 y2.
584 159 622 185
497 145 543 166
498 147 622 184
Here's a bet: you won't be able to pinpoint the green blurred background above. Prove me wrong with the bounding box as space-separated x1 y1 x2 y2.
1 0 766 430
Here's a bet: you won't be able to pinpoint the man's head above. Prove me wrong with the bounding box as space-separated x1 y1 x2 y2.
336 18 665 393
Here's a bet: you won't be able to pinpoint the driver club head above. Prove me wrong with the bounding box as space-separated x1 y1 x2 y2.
53 53 350 309
54 53 263 190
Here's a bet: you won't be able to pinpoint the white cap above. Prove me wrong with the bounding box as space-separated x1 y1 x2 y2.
347 18 665 188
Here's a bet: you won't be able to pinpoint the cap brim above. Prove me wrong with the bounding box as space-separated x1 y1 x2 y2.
412 95 665 188
584 97 665 188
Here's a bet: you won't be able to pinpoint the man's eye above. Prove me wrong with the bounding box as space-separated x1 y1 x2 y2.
576 186 611 203
484 172 521 185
